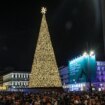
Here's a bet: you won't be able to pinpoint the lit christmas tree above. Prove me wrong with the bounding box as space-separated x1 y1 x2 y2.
29 7 62 88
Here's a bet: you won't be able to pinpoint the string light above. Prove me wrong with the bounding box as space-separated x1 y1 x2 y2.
29 7 62 87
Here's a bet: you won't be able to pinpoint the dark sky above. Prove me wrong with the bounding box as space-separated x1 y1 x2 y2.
0 0 104 72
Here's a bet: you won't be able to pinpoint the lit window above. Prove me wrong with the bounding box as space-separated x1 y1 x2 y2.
21 82 23 86
97 67 100 71
26 82 28 86
12 82 14 86
12 74 14 78
15 82 17 86
102 67 104 70
18 82 20 86
18 74 20 78
15 74 17 78
26 74 28 78
24 82 26 86
20 82 22 86
24 74 26 78
97 62 100 66
21 74 23 78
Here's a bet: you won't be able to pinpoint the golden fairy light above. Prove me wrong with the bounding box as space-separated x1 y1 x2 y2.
29 7 62 87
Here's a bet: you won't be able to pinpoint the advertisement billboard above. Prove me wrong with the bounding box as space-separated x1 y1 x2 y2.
68 55 96 84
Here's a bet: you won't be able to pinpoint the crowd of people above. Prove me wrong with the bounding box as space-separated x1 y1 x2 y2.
0 91 105 105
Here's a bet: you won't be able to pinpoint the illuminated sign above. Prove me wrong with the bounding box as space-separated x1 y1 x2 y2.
0 86 7 90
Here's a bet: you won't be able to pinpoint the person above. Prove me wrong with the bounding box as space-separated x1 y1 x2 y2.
24 102 30 105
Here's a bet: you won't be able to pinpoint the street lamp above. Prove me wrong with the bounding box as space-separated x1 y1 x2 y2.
83 52 88 57
83 50 95 93
90 51 94 56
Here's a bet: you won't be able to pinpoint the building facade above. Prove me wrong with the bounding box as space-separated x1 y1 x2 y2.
3 72 30 89
59 66 69 85
96 61 105 90
59 61 105 91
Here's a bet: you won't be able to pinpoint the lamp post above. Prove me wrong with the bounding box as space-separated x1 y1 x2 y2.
83 51 95 93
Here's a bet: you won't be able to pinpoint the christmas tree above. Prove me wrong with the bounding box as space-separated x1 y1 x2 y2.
29 7 62 87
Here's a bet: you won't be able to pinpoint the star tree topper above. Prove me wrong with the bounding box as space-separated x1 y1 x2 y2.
41 7 47 14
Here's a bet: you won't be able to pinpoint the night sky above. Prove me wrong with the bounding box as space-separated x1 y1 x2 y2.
0 0 104 72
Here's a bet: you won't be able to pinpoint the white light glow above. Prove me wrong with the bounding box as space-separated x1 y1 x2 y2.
83 52 88 57
90 51 94 56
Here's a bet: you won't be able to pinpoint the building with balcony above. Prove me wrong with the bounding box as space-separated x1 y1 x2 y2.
2 71 30 89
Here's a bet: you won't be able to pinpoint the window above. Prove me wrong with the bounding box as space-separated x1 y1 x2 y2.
21 74 23 78
24 82 26 86
97 67 100 71
12 74 14 78
15 82 17 86
26 74 29 78
18 82 20 86
21 82 23 86
12 82 14 86
15 74 17 78
24 74 26 78
102 67 104 71
18 74 20 78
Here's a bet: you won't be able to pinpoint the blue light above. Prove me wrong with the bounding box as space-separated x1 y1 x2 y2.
68 54 96 84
